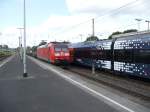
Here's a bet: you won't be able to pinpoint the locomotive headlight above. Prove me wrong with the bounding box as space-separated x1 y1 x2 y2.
65 53 69 56
55 52 60 56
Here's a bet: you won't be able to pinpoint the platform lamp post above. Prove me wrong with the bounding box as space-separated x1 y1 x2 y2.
23 0 28 77
17 28 23 61
135 18 142 32
18 36 21 58
145 20 150 31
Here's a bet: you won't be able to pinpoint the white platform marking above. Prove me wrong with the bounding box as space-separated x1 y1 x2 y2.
0 55 15 68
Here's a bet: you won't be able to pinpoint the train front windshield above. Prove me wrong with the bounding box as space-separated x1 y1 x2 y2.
54 45 68 52
62 48 68 52
55 47 61 52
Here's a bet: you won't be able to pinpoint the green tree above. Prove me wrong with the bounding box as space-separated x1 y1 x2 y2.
123 29 137 34
85 36 99 42
3 45 9 49
39 40 47 46
32 46 37 52
108 31 122 39
26 46 32 54
108 29 138 39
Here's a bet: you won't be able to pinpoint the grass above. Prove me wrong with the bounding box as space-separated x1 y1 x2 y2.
0 50 12 58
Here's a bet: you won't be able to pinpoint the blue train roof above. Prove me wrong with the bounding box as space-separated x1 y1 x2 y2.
69 39 113 50
70 31 150 50
114 32 150 49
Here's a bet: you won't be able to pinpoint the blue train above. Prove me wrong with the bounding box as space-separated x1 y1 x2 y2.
69 31 150 79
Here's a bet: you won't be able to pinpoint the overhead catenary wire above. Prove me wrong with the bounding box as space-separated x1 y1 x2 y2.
94 0 141 21
94 0 150 25
52 0 141 37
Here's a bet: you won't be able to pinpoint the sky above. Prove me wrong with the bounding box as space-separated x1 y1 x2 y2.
0 0 150 48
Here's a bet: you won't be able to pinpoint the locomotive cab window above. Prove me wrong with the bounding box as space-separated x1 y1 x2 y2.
62 48 68 52
55 47 61 51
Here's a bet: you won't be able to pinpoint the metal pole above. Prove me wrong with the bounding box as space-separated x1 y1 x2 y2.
92 18 95 36
145 20 150 31
138 21 140 31
20 37 23 61
17 28 23 60
148 22 149 31
92 18 95 74
23 0 28 77
18 36 21 58
135 18 142 31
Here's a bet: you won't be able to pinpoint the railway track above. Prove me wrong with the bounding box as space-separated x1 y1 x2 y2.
64 64 150 109
66 64 150 100
29 56 150 109
29 56 150 101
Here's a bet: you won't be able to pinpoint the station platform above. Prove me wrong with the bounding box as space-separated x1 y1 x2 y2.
0 55 119 112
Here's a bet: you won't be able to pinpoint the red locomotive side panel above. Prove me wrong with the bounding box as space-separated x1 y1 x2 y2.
37 44 50 62
37 42 72 65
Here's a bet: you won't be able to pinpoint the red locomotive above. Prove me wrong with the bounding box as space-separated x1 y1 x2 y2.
37 42 71 65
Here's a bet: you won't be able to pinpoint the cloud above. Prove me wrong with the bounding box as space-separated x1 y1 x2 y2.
27 14 95 42
64 0 150 36
66 0 136 14
1 27 19 48
2 0 150 48
66 0 150 17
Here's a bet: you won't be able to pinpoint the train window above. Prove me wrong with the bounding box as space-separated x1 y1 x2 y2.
62 48 68 52
74 48 91 58
114 50 133 62
134 50 150 64
74 48 112 60
55 47 61 51
97 50 112 60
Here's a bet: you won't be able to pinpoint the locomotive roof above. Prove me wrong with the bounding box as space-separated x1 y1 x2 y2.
48 41 70 44
37 42 69 48
70 31 150 49
37 44 48 48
